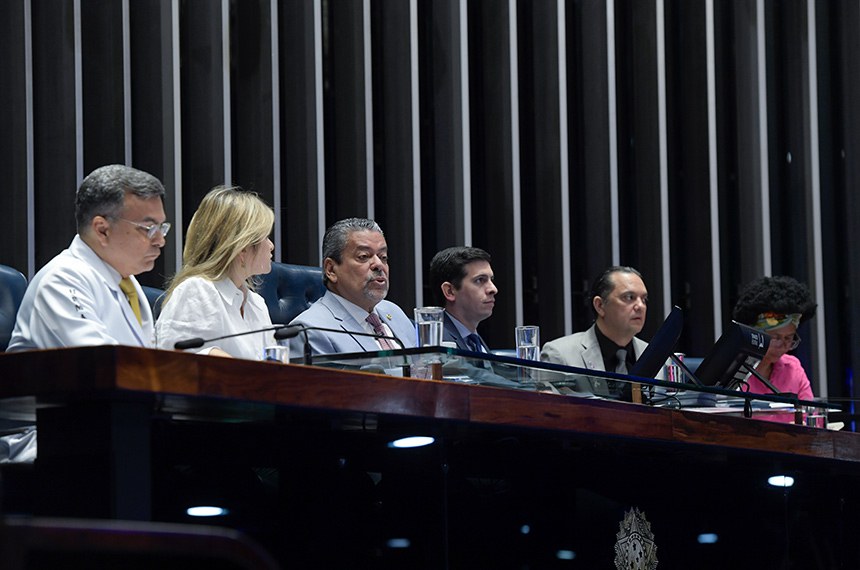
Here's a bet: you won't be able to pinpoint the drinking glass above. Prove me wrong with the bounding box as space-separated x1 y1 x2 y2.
264 345 289 363
414 307 444 347
515 326 540 361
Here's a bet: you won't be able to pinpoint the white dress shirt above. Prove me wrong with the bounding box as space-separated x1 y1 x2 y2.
156 276 276 360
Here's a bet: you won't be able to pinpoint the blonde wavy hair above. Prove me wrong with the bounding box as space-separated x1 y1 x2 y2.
164 186 274 303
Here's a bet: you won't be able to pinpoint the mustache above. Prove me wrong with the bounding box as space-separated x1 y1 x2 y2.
366 269 387 282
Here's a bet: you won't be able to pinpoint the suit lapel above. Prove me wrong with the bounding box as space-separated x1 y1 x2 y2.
442 313 469 350
320 292 378 351
581 326 606 371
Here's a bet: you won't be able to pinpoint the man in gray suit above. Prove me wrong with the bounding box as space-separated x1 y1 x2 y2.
428 246 497 353
541 266 649 400
288 218 415 356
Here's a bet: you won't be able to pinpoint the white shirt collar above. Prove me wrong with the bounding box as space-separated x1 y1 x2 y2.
213 276 247 308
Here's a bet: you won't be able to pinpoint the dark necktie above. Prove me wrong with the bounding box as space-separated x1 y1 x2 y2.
615 348 628 375
366 313 396 350
466 333 484 353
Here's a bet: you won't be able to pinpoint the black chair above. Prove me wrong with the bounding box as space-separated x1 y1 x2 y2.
0 265 27 352
257 262 326 325
141 285 166 319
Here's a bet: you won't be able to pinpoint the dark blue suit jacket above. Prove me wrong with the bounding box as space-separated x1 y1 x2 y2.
442 312 489 352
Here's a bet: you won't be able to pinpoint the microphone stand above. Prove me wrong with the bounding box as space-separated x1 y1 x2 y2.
173 325 287 350
274 325 409 374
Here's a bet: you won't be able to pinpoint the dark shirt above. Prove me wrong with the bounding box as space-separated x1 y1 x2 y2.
594 324 634 401
594 324 635 372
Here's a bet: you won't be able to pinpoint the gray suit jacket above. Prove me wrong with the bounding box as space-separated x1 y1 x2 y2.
540 324 650 397
288 290 416 356
541 324 648 371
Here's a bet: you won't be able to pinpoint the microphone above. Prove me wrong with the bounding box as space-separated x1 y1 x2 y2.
173 325 287 350
273 325 406 365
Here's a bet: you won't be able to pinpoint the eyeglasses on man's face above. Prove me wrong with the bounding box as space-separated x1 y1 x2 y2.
769 332 801 351
119 218 171 240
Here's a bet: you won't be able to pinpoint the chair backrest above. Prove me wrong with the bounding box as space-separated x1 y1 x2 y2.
257 262 326 325
0 265 28 351
141 286 166 319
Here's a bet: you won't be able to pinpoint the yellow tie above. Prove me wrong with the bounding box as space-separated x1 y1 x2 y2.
119 277 143 326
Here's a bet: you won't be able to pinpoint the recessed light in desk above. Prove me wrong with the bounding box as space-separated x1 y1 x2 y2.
388 436 435 448
186 506 229 517
767 475 795 488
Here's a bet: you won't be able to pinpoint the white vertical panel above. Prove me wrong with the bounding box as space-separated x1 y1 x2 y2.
656 0 671 314
314 0 326 263
24 0 35 277
171 0 183 270
509 0 523 325
271 0 282 262
557 0 572 334
410 0 424 306
74 0 83 183
806 0 827 394
122 0 132 164
222 0 232 184
757 0 772 275
363 0 375 218
705 0 722 340
607 0 620 264
460 0 473 245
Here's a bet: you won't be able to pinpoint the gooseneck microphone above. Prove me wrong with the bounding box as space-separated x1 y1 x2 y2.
173 325 289 350
273 325 406 365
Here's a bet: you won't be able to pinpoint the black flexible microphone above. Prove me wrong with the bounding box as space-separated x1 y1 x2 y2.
173 325 288 350
273 324 406 365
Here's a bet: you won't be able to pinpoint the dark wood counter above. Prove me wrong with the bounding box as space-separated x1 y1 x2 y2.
1 345 855 461
2 346 858 569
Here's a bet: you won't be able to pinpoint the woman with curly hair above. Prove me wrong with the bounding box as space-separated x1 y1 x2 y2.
731 275 817 399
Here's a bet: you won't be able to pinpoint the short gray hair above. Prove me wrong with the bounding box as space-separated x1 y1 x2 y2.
321 218 384 284
75 164 165 232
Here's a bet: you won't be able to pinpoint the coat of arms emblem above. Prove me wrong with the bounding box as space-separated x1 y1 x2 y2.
614 507 658 569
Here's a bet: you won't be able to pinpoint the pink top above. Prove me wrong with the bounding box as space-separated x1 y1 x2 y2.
744 354 814 400
744 354 815 424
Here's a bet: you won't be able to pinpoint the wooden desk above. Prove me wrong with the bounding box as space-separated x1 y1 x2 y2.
1 346 858 568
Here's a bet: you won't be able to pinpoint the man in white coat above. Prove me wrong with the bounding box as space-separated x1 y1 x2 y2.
541 266 650 400
8 164 169 351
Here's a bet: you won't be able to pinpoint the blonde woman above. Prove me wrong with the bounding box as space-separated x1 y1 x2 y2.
156 187 276 359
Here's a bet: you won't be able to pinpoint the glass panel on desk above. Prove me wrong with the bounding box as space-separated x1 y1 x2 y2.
296 347 840 426
297 346 614 393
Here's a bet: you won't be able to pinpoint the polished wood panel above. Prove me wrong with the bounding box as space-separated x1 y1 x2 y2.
3 346 860 568
1 346 857 463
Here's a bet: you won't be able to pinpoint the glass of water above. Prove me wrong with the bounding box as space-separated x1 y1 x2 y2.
515 326 540 361
414 307 444 347
264 345 289 363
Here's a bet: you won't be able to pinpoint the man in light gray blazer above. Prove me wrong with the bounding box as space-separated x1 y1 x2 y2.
541 266 650 399
288 218 415 356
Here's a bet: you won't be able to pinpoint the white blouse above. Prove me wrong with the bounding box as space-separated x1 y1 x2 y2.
156 276 278 360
